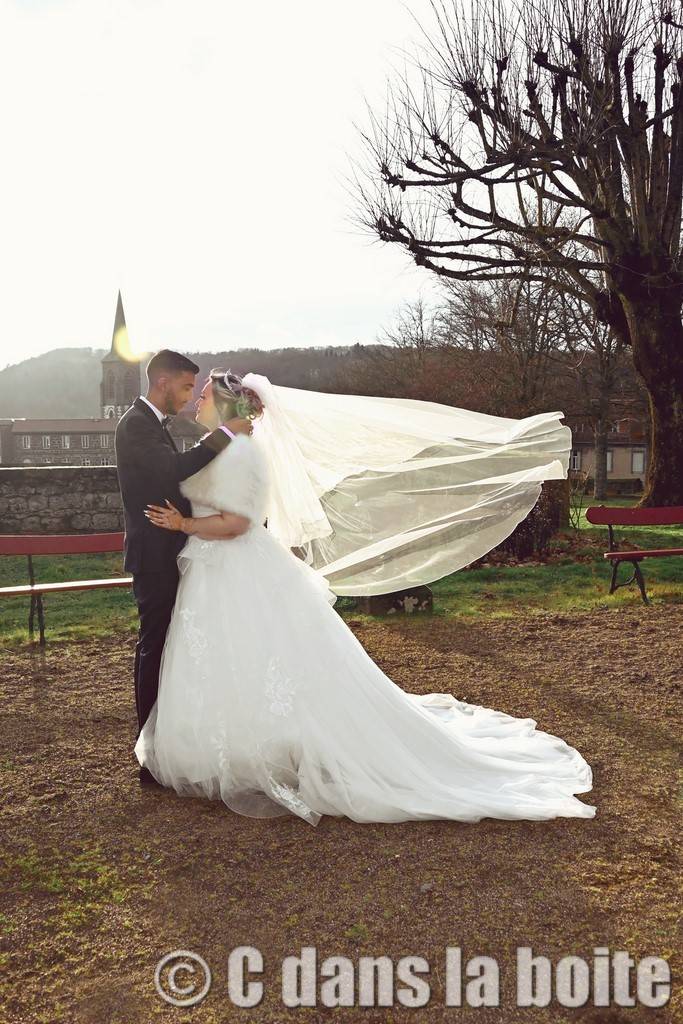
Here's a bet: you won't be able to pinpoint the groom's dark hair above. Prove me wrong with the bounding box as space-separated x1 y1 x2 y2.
146 349 200 384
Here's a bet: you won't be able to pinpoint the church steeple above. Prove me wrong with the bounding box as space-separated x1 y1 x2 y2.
100 290 142 419
103 290 129 363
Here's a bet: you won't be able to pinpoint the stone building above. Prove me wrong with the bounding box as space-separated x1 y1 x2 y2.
9 418 117 466
564 413 649 493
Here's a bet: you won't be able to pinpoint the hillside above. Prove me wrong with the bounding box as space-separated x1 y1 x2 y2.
0 349 106 419
0 345 363 419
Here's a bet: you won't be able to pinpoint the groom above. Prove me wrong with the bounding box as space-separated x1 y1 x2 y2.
115 349 252 787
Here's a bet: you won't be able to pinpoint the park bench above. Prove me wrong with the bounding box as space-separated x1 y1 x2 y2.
0 533 129 645
585 505 683 606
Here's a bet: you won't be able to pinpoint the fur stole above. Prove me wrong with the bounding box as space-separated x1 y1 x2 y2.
179 433 270 523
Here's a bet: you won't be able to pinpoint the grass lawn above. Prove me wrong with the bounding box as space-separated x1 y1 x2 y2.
429 495 683 617
0 552 137 646
1 496 682 645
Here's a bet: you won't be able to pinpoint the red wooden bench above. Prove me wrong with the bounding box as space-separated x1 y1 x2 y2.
585 505 683 606
0 533 130 645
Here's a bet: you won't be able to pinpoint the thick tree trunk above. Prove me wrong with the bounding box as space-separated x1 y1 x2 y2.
622 293 683 507
639 371 683 506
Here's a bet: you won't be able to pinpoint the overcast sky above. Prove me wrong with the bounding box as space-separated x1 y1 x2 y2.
0 0 440 368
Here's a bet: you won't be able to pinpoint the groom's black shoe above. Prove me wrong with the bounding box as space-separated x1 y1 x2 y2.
139 765 164 789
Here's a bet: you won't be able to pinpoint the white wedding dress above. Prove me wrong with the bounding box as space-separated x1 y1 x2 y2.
134 431 596 826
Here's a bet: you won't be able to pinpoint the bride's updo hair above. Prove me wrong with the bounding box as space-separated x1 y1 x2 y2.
209 368 240 421
208 368 264 421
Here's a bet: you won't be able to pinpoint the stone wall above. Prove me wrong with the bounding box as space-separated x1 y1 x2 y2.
0 466 123 534
0 468 571 548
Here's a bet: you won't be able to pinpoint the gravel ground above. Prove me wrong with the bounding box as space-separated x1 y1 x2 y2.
0 604 681 1024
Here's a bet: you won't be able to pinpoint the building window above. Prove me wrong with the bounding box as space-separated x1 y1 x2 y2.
570 449 581 470
81 435 90 448
100 434 110 448
632 449 645 474
42 435 51 449
20 435 30 449
606 450 613 472
62 435 71 449
83 458 91 466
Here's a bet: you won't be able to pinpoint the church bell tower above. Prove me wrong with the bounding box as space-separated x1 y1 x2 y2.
100 291 143 419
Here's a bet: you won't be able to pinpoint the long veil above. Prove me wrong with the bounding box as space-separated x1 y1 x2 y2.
241 372 571 597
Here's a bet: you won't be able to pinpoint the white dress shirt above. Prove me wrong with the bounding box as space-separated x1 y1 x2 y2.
139 395 165 423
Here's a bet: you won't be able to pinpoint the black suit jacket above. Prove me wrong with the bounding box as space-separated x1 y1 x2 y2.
115 398 231 573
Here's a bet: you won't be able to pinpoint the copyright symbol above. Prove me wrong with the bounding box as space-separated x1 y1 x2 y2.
154 949 212 1006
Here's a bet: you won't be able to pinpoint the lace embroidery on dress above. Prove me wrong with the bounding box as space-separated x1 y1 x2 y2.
264 655 299 716
266 775 321 825
179 607 209 664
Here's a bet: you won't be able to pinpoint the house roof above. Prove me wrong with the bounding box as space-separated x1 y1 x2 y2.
9 414 202 435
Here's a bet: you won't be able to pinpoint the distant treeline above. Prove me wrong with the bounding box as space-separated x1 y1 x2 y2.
0 340 650 425
0 344 384 419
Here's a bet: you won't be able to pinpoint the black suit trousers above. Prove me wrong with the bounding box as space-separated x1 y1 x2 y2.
132 566 180 738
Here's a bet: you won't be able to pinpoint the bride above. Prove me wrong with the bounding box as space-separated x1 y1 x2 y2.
135 369 596 827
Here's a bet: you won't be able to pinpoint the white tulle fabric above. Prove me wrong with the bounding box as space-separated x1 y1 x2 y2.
238 373 573 597
134 432 596 826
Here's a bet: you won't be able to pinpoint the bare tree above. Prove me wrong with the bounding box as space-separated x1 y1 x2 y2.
379 296 437 367
371 296 442 392
438 272 649 495
355 0 683 505
438 270 569 415
330 297 471 403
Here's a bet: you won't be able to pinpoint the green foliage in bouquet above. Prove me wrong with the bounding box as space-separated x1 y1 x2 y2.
235 389 263 420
